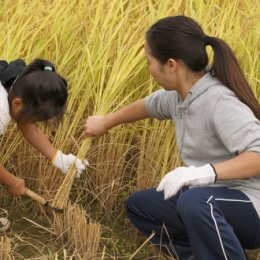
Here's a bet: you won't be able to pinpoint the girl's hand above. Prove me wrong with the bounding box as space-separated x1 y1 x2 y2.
52 150 89 178
84 115 109 138
7 178 26 196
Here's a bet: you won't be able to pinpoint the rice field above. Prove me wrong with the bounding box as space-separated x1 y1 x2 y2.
0 0 259 259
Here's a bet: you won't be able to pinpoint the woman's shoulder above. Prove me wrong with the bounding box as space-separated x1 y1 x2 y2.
204 79 258 121
206 81 240 105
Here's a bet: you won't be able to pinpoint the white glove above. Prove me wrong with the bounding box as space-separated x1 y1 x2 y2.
156 164 216 200
52 150 89 178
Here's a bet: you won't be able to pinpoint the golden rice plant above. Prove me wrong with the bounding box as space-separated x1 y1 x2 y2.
0 0 259 258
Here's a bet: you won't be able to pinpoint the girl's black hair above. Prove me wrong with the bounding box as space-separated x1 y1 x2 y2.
146 16 260 120
7 59 68 123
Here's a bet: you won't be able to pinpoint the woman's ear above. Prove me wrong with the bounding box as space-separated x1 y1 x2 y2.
167 58 177 72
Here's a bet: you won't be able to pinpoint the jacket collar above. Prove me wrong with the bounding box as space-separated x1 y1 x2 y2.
177 72 222 106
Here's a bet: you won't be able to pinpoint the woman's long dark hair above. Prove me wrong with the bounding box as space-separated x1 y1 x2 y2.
146 16 260 120
8 59 68 123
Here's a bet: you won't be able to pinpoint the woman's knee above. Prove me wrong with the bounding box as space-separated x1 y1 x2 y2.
125 188 157 217
176 187 212 221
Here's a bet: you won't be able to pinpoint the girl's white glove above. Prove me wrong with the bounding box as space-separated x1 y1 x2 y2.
52 150 89 178
156 164 217 200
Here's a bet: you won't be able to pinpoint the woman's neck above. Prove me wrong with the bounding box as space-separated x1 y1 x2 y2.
176 70 205 100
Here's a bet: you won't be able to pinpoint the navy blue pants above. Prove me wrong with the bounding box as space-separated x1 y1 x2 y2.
125 187 260 260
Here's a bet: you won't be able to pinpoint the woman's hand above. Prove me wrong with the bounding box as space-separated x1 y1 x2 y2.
84 99 150 138
84 115 110 138
7 178 26 196
157 164 216 200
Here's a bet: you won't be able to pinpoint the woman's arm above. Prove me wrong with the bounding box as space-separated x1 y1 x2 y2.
106 98 150 127
157 151 260 200
214 151 260 180
212 95 260 180
17 123 56 160
84 98 150 138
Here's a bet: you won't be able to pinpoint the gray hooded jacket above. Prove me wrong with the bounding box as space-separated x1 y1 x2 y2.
145 72 260 217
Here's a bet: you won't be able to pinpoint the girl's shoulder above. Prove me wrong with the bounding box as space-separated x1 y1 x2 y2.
0 82 9 113
0 82 11 135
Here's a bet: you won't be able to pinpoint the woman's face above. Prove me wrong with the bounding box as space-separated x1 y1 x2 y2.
144 41 177 91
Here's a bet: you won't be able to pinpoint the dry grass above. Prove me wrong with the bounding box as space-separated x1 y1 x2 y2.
0 0 259 258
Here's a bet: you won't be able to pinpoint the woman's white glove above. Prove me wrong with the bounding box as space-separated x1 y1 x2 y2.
156 164 217 200
52 150 89 178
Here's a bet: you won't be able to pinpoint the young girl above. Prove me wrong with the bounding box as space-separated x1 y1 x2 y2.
84 16 260 259
0 59 87 232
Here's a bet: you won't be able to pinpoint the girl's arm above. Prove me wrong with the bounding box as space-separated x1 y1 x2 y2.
0 164 25 195
17 123 56 160
0 164 19 186
18 122 87 177
84 98 150 138
214 151 260 180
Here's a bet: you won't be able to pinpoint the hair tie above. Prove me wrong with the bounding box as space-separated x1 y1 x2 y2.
204 35 211 46
44 66 53 71
8 76 19 95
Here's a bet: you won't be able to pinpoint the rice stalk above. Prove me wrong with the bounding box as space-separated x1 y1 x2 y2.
52 201 101 258
0 0 258 258
0 236 13 260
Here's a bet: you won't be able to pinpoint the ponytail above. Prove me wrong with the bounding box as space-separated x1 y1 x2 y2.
205 36 260 120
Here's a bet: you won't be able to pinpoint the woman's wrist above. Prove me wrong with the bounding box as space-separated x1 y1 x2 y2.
104 113 116 130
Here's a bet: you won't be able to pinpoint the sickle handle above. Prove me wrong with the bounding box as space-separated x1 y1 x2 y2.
25 188 48 206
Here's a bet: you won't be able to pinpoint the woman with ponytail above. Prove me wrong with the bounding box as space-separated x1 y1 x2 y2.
0 59 88 232
84 16 260 259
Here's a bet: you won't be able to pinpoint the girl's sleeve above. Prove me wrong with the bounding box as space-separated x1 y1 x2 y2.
212 94 260 155
0 107 10 136
144 89 178 120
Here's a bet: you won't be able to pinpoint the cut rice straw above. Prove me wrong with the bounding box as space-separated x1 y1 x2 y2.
0 236 13 260
52 201 101 257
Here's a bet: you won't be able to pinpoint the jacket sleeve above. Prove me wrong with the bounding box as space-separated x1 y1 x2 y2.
0 108 9 135
144 89 178 120
212 94 260 154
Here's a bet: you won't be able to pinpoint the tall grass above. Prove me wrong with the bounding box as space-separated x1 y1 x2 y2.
0 0 259 258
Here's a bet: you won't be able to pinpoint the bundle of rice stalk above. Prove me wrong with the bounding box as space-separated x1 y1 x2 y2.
50 166 78 210
52 201 101 258
0 236 13 260
50 136 92 210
